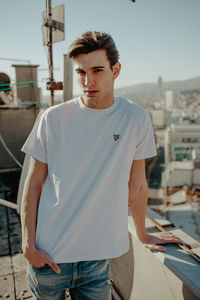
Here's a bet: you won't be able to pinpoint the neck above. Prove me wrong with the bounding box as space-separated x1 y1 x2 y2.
81 96 114 109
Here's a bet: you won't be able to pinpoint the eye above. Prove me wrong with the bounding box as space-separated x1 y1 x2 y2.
76 70 86 75
93 68 103 73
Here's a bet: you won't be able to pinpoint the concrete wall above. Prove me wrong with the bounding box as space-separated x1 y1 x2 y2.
14 65 40 103
0 106 39 169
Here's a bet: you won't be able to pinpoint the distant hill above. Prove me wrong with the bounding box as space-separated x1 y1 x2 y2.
115 76 200 104
41 76 200 105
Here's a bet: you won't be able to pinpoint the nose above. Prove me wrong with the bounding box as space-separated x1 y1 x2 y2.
85 72 95 87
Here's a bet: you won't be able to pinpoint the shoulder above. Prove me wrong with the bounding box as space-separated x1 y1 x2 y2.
116 96 149 120
41 98 79 120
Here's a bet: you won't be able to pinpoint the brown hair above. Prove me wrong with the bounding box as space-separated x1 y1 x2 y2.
67 31 119 68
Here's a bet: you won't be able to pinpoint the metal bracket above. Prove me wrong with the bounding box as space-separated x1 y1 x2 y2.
44 18 64 32
46 81 63 91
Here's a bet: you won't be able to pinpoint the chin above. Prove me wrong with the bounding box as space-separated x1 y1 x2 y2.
84 96 99 106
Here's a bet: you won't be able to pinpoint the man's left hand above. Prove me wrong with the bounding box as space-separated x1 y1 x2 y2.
143 232 183 252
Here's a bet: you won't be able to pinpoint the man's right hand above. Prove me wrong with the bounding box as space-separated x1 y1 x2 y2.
23 247 61 274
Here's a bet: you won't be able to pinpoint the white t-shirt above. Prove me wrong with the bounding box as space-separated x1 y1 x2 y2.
21 96 157 263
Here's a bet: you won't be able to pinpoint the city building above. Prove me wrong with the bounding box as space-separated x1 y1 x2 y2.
150 109 168 129
157 75 163 98
165 124 200 164
165 90 178 110
162 124 200 188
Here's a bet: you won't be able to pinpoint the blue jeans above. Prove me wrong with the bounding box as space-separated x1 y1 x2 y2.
27 259 112 300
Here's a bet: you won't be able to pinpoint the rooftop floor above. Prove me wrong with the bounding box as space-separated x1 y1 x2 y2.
0 204 33 299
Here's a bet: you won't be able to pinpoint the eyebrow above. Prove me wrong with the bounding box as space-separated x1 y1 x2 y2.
75 66 105 72
92 66 105 69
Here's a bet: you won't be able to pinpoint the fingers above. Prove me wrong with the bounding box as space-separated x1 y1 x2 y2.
143 232 183 253
156 232 183 244
25 248 61 274
145 244 166 252
44 254 61 274
46 260 61 274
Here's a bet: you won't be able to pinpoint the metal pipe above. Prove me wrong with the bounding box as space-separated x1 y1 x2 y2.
47 0 54 106
0 57 31 64
0 134 23 168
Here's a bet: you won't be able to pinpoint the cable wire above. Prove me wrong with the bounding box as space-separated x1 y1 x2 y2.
0 134 23 168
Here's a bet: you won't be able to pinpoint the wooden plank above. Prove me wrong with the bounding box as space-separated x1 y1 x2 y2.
191 247 200 257
146 207 174 228
167 228 200 248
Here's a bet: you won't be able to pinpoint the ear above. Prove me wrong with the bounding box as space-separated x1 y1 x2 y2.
112 62 121 80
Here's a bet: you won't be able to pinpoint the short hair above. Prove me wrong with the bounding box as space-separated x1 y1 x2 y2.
67 31 119 68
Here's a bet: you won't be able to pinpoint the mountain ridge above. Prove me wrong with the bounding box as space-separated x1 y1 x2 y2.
115 76 200 104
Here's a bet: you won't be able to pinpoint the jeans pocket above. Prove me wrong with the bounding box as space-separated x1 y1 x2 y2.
29 263 56 276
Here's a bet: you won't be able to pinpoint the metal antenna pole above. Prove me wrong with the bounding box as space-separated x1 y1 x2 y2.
47 0 54 106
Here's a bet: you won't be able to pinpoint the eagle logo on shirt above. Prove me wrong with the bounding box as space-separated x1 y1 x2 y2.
113 134 120 141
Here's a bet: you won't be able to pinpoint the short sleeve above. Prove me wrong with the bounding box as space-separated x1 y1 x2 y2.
134 111 157 160
21 112 48 163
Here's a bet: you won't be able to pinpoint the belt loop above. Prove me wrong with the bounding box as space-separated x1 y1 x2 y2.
72 262 78 287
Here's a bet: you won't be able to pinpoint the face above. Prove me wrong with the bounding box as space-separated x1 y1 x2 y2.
74 49 121 109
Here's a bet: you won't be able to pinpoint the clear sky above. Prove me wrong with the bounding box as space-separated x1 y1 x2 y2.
1 0 200 95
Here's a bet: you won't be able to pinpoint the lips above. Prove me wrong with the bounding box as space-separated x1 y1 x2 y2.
85 90 98 96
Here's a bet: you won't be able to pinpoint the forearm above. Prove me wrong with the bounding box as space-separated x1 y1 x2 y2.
21 180 42 251
129 185 148 243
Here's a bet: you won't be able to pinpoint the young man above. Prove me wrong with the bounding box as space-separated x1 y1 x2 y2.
21 31 182 300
